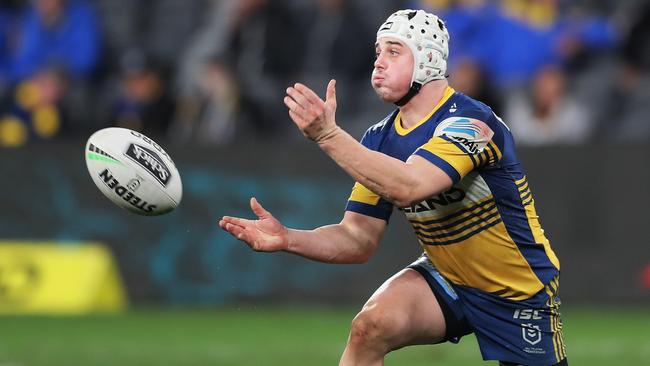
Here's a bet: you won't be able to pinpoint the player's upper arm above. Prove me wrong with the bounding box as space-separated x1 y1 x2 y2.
419 115 501 177
339 210 387 262
396 115 504 206
397 154 455 206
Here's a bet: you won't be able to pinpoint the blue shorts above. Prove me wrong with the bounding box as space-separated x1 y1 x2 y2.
408 255 567 366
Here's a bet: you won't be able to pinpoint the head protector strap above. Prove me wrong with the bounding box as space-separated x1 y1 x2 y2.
395 82 422 106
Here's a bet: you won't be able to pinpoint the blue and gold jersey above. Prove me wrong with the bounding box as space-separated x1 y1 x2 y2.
346 86 560 300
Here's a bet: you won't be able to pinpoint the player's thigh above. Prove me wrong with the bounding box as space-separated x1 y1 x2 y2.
356 268 447 348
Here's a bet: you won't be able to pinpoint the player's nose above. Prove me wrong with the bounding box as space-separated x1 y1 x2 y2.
374 54 386 70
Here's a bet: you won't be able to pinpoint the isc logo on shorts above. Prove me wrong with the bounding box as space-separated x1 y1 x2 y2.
513 309 542 320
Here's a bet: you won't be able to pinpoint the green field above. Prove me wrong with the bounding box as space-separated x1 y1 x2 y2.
0 307 648 365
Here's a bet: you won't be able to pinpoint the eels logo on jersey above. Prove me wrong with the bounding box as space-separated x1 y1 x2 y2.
434 117 493 155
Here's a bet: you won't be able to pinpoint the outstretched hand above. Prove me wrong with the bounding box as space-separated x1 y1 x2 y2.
219 197 289 252
284 79 340 142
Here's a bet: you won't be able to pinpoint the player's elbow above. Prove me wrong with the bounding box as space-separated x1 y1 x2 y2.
391 197 416 209
389 187 422 208
336 216 382 264
357 242 378 263
327 247 373 264
385 174 429 208
347 237 379 264
348 246 375 264
390 177 452 208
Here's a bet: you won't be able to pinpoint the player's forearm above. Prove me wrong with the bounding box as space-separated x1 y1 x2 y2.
317 128 419 207
284 224 376 264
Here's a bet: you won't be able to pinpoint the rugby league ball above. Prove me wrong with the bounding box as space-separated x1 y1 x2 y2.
85 127 182 216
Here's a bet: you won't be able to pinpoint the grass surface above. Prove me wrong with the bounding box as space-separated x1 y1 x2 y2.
0 307 648 365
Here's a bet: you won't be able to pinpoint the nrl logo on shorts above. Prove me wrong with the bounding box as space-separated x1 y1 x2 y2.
126 143 171 186
521 323 542 345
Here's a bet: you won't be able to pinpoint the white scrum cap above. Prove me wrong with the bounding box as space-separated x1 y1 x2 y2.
377 9 450 86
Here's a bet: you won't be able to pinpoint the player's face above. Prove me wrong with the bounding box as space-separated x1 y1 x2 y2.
372 37 413 103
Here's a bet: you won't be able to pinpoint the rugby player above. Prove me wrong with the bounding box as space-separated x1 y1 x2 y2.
220 9 567 366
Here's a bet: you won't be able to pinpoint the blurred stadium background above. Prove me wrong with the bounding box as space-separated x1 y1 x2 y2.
1 0 649 365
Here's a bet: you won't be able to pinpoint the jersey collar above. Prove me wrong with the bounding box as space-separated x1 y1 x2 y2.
394 86 455 136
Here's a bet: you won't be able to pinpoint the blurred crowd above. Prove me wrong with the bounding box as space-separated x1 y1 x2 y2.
0 0 648 148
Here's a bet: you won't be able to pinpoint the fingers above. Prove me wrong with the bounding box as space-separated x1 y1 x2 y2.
228 223 247 240
285 86 311 110
220 215 252 227
284 93 310 127
284 93 312 129
288 110 309 129
219 218 249 241
286 83 324 110
294 83 323 105
284 82 338 142
219 217 269 251
283 95 305 117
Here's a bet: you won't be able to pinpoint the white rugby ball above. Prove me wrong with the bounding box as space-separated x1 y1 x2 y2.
85 127 182 216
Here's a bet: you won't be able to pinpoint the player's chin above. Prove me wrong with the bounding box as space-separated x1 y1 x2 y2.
372 85 400 104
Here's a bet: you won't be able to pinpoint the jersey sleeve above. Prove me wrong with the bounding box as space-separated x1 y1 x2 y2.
413 116 503 183
344 122 394 221
345 182 393 221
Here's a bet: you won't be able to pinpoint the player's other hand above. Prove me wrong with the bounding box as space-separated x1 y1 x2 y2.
284 79 340 143
219 197 289 252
